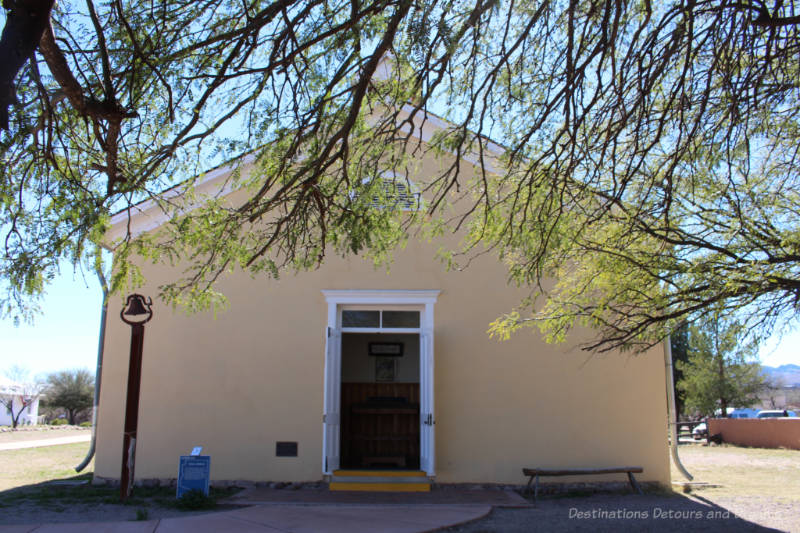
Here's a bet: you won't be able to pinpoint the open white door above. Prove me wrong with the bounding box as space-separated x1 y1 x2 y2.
420 328 435 476
321 290 439 477
322 326 341 474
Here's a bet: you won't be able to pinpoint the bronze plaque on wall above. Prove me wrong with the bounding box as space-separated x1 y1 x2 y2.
276 442 298 457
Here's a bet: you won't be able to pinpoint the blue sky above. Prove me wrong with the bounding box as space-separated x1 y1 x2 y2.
1 270 104 378
1 268 798 379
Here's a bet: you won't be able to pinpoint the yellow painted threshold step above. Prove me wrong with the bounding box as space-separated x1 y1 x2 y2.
333 470 426 478
329 482 430 492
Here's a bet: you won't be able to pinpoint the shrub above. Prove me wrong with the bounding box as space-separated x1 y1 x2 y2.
50 419 68 426
175 489 215 510
79 421 92 427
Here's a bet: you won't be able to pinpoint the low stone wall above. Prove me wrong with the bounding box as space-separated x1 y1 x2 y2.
708 418 800 450
0 425 91 433
91 476 663 496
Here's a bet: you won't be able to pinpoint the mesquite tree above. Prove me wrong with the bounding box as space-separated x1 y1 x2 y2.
43 368 94 425
1 1 799 351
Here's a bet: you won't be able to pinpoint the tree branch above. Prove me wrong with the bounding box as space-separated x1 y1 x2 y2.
0 0 55 130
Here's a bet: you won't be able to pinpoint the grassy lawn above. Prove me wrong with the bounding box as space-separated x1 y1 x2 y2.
2 439 797 527
0 441 92 491
672 443 800 503
0 441 239 523
0 476 235 513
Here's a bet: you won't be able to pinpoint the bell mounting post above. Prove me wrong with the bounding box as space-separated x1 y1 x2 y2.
119 293 153 501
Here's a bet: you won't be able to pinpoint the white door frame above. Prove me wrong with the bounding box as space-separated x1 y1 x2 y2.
321 289 440 476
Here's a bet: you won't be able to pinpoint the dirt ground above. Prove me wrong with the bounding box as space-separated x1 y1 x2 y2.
0 491 242 525
0 440 238 524
444 443 800 532
1 440 798 530
442 493 796 532
672 444 800 505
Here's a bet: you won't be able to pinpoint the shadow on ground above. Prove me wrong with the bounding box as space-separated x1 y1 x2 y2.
0 474 241 525
0 480 788 531
443 491 783 532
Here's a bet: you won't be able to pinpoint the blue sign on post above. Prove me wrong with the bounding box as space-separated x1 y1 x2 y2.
177 455 210 498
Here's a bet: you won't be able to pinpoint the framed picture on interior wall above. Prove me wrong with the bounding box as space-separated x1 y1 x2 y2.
368 342 403 356
375 357 396 382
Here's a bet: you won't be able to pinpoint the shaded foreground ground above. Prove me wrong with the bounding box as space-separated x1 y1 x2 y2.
442 493 795 532
0 440 240 524
443 444 800 532
0 439 798 531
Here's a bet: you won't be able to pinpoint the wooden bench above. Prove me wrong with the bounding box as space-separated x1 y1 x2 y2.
522 467 644 502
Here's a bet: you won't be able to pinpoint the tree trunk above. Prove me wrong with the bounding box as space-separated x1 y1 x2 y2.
714 319 728 417
0 0 56 130
718 355 728 417
11 404 23 428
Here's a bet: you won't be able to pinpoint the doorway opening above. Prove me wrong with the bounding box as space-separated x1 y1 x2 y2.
340 333 420 470
322 290 438 476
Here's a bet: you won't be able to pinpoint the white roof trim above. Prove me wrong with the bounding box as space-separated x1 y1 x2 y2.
105 153 257 247
321 289 440 305
398 103 504 174
107 105 506 242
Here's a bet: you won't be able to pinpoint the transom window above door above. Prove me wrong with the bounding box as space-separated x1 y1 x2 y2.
341 310 420 329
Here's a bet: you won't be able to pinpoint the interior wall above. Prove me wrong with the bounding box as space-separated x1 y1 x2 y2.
341 333 419 383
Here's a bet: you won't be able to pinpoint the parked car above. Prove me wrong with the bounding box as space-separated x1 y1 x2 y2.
713 407 759 418
692 422 708 440
756 409 798 418
730 408 759 418
691 409 796 440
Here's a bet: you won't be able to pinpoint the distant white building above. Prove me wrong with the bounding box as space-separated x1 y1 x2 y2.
0 377 42 427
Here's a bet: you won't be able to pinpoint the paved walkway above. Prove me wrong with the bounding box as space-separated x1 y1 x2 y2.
0 435 91 451
0 503 492 532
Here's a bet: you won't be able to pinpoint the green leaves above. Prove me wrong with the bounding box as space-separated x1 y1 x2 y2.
0 0 798 356
43 368 95 425
676 314 764 417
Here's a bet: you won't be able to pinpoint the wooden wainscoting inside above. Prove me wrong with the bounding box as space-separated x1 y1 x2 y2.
340 382 420 469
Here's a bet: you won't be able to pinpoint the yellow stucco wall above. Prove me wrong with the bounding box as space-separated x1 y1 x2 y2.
97 125 669 485
95 233 670 485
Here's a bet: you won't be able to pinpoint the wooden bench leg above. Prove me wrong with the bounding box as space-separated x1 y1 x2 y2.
534 474 539 502
627 472 643 495
525 475 534 498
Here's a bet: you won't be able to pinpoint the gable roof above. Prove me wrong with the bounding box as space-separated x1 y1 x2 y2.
105 104 505 248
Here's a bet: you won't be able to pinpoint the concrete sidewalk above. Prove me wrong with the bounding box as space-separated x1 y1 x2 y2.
0 435 91 451
0 504 491 532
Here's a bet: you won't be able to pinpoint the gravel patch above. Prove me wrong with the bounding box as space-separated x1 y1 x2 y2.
442 492 794 532
0 500 246 525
